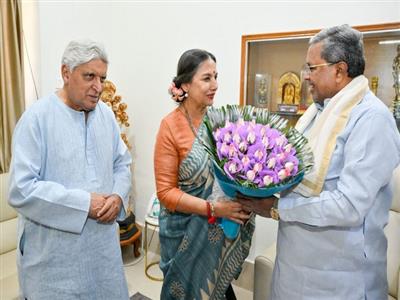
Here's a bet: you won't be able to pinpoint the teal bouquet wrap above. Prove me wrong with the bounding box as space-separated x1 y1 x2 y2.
203 105 313 239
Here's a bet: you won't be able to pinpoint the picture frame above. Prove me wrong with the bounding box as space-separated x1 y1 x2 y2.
254 73 272 108
239 22 400 114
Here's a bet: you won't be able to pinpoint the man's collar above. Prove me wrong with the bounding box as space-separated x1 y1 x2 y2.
315 98 331 112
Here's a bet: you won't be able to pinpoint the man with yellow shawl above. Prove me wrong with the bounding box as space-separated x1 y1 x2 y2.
239 24 400 299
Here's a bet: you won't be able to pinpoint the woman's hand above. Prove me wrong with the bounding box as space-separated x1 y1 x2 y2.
213 198 251 224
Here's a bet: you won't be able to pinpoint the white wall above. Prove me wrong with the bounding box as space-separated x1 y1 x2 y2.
21 1 40 107
32 1 399 261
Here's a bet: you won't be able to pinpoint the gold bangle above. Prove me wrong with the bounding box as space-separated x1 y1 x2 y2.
207 201 217 224
210 201 216 217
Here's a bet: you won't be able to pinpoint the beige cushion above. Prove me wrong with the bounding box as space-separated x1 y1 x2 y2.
386 210 400 299
0 172 19 299
0 249 17 280
0 249 19 300
386 166 400 299
0 218 17 255
398 276 400 300
0 172 17 222
0 172 17 255
254 243 276 300
392 167 400 213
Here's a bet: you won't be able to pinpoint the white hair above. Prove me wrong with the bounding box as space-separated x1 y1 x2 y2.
61 39 108 70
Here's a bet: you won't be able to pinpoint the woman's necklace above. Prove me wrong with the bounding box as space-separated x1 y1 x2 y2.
181 104 199 137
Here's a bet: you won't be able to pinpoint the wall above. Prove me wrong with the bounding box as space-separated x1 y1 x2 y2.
21 1 40 108
29 0 400 261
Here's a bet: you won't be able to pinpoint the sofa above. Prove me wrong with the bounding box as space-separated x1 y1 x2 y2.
0 172 19 300
253 166 400 300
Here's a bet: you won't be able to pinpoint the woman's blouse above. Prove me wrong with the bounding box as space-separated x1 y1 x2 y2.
154 107 202 211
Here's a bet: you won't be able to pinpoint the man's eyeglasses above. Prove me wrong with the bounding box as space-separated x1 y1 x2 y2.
302 62 337 75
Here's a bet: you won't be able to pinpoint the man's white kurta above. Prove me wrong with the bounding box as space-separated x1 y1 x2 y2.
272 91 400 299
9 94 132 300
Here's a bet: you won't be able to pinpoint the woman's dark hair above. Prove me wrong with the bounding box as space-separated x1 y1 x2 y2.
173 49 216 88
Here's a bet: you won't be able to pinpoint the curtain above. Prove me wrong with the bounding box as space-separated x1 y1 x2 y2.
0 0 25 173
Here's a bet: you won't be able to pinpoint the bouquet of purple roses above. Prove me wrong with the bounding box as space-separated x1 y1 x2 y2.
203 105 313 238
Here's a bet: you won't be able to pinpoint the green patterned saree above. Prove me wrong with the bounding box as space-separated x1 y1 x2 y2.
158 124 255 300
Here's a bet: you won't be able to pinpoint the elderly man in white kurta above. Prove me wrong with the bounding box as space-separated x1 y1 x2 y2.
9 40 132 300
238 25 400 299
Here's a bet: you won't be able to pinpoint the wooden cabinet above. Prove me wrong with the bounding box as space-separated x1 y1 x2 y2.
239 23 400 118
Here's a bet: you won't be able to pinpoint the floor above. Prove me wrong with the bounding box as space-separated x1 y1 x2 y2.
122 244 254 300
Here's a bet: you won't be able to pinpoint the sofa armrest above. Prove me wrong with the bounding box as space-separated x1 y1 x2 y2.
397 269 400 300
253 242 276 300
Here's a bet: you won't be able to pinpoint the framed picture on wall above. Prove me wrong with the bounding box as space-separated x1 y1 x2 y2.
253 73 271 108
239 22 400 113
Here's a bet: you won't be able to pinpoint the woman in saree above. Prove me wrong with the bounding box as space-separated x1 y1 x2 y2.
154 49 255 300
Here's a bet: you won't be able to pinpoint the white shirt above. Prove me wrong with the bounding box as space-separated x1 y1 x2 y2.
272 91 400 300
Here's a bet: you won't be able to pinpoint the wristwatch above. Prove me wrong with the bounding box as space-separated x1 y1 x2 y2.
270 198 280 221
270 207 280 221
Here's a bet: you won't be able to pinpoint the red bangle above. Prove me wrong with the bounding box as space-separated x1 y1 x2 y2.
206 201 217 224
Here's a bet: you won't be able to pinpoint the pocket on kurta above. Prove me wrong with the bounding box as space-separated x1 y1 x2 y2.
18 227 25 256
